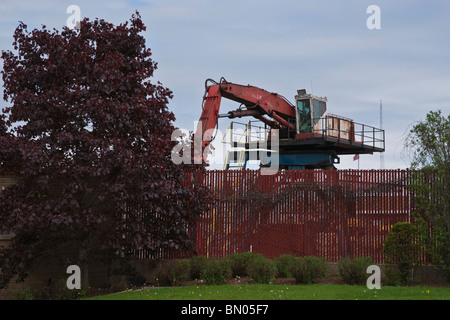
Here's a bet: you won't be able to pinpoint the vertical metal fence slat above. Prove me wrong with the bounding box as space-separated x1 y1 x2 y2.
125 169 434 264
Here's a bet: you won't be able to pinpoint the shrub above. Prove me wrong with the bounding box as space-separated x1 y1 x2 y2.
153 260 176 286
189 256 209 280
291 256 329 284
384 265 404 286
202 259 231 285
13 287 34 300
338 257 374 285
229 252 255 277
114 261 147 287
53 278 87 300
383 222 419 285
246 254 278 284
276 254 297 278
168 259 191 286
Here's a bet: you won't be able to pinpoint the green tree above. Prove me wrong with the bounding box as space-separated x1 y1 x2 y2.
404 110 450 280
383 222 419 285
405 110 450 168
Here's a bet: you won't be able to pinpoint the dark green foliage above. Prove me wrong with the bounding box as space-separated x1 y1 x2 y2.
383 222 419 285
12 287 34 300
405 110 450 279
113 260 147 288
404 110 450 169
338 257 373 285
246 254 278 284
276 254 297 278
168 259 191 286
153 260 178 287
383 265 405 286
411 169 450 281
188 256 209 280
229 252 255 277
291 256 329 284
202 259 231 285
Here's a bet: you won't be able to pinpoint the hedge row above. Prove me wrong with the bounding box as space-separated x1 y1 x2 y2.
151 253 375 286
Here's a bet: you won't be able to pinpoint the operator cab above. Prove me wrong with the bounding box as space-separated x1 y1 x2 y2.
295 89 328 135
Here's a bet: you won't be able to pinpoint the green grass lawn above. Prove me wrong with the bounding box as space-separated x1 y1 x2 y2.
85 284 450 300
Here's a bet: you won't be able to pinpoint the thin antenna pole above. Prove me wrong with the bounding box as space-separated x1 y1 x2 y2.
380 99 384 169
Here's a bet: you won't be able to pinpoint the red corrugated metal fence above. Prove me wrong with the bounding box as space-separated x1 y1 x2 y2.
138 169 430 264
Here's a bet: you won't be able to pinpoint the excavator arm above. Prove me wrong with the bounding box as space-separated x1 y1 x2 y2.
195 78 296 161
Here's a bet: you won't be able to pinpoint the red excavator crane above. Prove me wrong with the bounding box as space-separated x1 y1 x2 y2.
195 77 384 170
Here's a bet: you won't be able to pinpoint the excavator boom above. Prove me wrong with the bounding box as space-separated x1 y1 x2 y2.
195 78 296 153
220 80 296 120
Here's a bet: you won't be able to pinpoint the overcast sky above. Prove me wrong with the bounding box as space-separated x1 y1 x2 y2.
1 0 449 170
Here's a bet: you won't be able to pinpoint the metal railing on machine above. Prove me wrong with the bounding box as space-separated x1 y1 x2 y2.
313 114 385 150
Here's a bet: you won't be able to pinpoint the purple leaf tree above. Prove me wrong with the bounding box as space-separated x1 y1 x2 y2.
0 12 208 289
